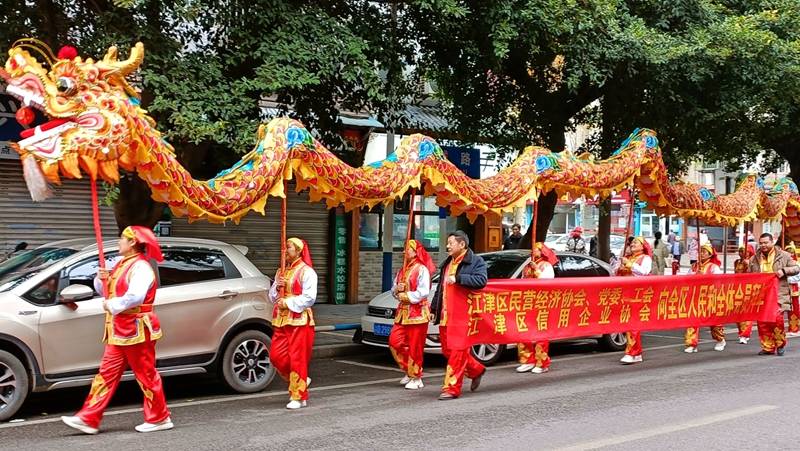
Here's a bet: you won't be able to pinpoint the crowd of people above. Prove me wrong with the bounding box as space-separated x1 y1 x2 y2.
59 226 798 435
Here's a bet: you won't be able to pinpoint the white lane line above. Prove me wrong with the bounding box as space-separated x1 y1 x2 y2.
553 404 777 451
318 331 354 337
335 360 405 372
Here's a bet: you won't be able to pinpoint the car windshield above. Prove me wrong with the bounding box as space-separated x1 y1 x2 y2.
481 253 527 278
0 268 43 293
0 247 77 278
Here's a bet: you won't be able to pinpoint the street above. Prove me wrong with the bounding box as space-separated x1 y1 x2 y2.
2 329 797 450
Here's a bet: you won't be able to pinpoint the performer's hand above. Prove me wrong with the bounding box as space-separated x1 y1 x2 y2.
776 269 785 278
97 269 109 280
397 282 406 292
275 278 286 289
446 275 457 285
621 257 630 265
102 299 111 313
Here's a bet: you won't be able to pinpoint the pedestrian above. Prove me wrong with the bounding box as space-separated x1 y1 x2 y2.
269 237 317 409
734 243 756 344
650 232 669 275
589 235 598 258
503 223 524 249
748 233 800 356
617 237 653 364
566 226 587 254
688 235 699 266
784 242 800 338
61 226 172 435
515 242 557 375
389 239 435 390
430 230 488 400
683 243 726 353
668 232 683 275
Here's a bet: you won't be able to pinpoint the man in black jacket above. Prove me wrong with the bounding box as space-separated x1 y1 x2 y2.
430 230 488 400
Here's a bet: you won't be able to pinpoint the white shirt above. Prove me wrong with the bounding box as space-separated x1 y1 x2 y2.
392 265 431 304
94 259 156 316
631 255 653 276
269 265 318 313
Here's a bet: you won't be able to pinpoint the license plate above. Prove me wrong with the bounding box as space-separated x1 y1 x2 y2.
374 323 392 337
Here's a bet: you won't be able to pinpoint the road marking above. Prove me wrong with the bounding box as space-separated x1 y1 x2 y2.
553 404 777 450
335 360 405 372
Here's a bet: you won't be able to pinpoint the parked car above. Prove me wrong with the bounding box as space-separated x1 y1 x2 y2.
551 234 626 258
360 250 626 365
0 237 274 421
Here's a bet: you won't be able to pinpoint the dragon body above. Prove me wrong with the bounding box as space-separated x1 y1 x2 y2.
3 41 800 240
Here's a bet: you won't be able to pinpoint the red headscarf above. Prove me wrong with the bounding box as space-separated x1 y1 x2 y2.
700 243 721 266
534 242 558 265
288 237 313 268
571 226 583 238
407 239 436 274
122 226 164 262
739 243 755 259
631 236 652 257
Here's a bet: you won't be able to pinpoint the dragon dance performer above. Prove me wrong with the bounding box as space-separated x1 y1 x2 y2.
734 244 756 344
389 239 435 390
748 233 800 356
516 242 557 374
684 244 726 353
269 237 317 409
431 231 488 400
618 237 653 364
62 226 172 435
785 242 800 337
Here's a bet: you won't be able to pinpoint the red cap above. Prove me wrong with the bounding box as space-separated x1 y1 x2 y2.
122 226 164 262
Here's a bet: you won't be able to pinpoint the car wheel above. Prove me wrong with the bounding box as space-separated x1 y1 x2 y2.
598 333 627 352
221 330 276 393
0 350 29 422
470 344 506 366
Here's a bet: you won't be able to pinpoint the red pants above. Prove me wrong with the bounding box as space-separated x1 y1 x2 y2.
684 326 725 347
738 322 753 338
389 323 427 378
440 326 485 397
517 341 550 369
625 331 642 357
789 295 800 334
77 340 169 429
671 260 680 275
270 324 314 401
758 311 787 353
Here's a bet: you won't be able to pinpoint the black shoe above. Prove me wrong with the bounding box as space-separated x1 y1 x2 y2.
470 370 485 392
758 350 775 355
777 348 786 356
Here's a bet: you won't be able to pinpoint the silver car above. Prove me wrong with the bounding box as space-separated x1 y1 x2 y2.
0 237 275 421
360 250 627 365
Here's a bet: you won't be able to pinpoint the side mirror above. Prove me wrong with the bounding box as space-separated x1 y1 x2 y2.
59 284 95 303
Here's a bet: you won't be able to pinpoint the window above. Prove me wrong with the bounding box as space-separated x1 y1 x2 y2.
358 195 441 251
65 253 123 295
23 274 60 306
555 256 602 277
481 253 527 278
158 249 230 286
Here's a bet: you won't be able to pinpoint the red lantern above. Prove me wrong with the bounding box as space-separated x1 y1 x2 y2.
15 106 35 126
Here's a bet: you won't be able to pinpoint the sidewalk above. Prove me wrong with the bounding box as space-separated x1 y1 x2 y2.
310 303 373 359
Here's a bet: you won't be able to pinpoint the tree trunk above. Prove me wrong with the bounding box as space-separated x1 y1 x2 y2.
519 190 558 250
597 198 612 262
113 172 165 233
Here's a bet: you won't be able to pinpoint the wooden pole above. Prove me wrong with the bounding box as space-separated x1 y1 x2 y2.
401 188 417 279
620 189 636 259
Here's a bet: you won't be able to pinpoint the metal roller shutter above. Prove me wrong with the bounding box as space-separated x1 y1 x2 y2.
0 159 119 255
170 185 331 302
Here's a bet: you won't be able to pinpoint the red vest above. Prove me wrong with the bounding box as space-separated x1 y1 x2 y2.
395 262 430 325
617 253 647 277
692 261 720 275
272 259 315 327
103 254 161 346
522 259 553 279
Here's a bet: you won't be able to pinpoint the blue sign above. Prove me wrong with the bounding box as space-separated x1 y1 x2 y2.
0 93 46 142
443 146 480 179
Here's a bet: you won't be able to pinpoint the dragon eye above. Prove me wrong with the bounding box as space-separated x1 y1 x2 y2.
56 77 76 95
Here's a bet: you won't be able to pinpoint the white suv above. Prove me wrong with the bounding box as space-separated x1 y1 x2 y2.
0 237 274 421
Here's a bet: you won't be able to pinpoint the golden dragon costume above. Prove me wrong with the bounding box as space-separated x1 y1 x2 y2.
2 40 800 238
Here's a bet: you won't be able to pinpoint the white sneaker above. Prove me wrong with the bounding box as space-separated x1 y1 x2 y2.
135 417 174 433
286 400 307 410
684 346 698 353
399 375 411 385
61 416 99 435
404 378 424 390
739 337 750 344
516 364 536 373
620 354 642 364
307 377 312 388
531 366 549 374
714 340 727 352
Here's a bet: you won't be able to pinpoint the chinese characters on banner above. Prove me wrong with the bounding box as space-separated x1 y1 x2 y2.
442 273 779 348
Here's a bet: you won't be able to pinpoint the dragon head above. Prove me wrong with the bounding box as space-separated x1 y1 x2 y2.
1 39 151 195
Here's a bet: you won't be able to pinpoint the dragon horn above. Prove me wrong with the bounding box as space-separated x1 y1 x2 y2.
101 42 144 76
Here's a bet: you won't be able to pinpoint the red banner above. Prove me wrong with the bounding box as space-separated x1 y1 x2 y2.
443 273 779 348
